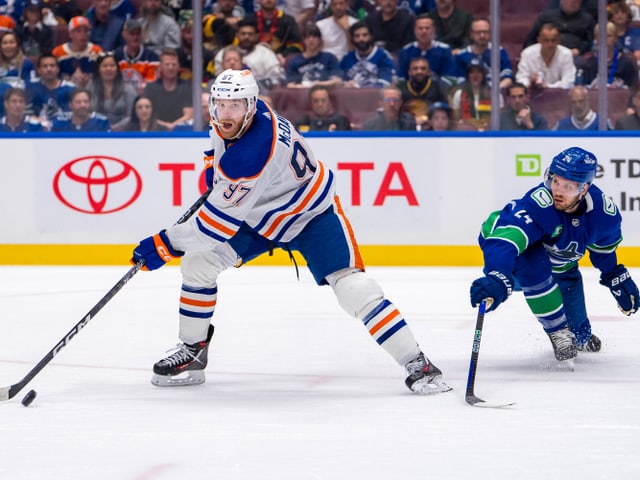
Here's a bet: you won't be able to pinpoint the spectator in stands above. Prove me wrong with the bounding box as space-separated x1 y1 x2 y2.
115 18 159 95
52 16 104 88
43 0 83 25
176 10 215 83
0 13 15 30
365 0 415 55
427 101 454 131
294 84 351 131
397 14 455 83
87 51 136 131
173 91 213 131
0 31 36 88
523 0 595 58
109 0 136 20
628 0 640 22
363 85 416 130
282 0 316 35
554 84 613 130
427 0 472 53
546 0 608 20
609 0 640 61
214 19 284 93
615 83 640 129
450 58 497 131
15 0 54 59
0 87 45 131
27 53 76 127
86 0 126 51
246 0 303 63
580 21 638 89
123 94 167 131
140 0 180 56
500 82 548 131
202 1 237 51
397 56 448 130
316 0 358 61
50 87 111 131
341 21 395 88
454 18 513 89
516 23 576 90
142 48 192 130
286 24 343 88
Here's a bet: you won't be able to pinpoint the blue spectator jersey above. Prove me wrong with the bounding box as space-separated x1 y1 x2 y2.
340 46 395 87
51 112 111 131
285 51 342 84
0 115 44 132
396 40 456 81
26 78 76 120
454 45 513 85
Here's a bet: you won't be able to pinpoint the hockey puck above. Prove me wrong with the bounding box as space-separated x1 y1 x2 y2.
21 389 37 407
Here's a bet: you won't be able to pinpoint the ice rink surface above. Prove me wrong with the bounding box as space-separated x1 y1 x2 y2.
1 265 639 479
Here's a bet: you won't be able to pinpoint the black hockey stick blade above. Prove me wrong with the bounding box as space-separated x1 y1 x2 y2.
0 187 212 402
464 299 516 409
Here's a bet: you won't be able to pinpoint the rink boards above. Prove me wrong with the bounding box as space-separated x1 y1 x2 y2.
1 132 639 266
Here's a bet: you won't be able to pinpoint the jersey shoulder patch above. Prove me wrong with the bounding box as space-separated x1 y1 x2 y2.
218 110 275 181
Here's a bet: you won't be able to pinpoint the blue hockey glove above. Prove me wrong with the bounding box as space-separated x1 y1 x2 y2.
131 230 184 271
600 265 639 316
470 271 514 312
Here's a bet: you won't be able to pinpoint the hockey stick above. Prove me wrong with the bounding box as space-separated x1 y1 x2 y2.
0 187 212 401
465 299 516 409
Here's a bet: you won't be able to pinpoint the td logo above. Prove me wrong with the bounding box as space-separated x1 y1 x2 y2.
515 154 541 176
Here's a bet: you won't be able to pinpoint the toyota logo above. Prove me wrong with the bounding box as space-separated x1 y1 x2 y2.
53 156 142 214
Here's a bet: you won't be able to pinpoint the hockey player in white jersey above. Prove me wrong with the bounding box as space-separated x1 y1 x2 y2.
132 69 451 395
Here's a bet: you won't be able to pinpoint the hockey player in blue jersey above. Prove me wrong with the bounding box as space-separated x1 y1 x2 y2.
131 69 451 395
470 147 638 362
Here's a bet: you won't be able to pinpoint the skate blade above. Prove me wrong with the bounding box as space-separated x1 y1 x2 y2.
151 370 206 387
411 377 453 395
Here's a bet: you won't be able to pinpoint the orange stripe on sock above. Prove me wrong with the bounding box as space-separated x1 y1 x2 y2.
369 309 399 336
180 297 217 308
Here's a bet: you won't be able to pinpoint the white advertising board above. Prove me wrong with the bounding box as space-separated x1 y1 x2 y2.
1 134 638 262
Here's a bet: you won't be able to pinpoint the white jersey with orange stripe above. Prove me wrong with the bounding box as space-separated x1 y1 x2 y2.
168 100 336 251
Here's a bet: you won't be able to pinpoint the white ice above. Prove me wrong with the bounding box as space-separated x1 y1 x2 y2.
1 265 639 479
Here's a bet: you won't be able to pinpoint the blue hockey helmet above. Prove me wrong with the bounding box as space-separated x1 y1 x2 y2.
545 147 598 186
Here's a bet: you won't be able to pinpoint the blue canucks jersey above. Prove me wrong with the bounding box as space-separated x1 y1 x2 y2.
285 51 342 84
396 41 456 80
26 79 76 120
340 46 395 87
50 112 111 131
479 182 622 276
454 45 513 84
0 115 44 132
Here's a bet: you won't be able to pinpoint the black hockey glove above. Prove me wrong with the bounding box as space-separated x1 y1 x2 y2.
600 265 639 316
470 271 514 313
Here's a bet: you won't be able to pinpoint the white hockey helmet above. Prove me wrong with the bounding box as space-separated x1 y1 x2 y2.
209 69 259 137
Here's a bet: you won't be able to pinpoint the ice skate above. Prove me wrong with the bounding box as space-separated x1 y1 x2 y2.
151 325 214 387
577 333 601 352
547 327 577 367
404 352 452 395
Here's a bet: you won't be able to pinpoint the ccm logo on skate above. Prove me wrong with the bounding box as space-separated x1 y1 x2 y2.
53 156 142 214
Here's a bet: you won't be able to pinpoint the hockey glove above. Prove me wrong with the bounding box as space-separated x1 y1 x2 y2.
600 264 639 316
131 230 184 271
470 271 514 313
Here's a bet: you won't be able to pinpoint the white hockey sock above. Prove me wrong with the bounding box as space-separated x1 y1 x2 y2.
178 283 217 344
362 299 421 366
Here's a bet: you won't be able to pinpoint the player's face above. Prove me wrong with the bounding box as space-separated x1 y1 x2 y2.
550 174 587 211
212 98 248 138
